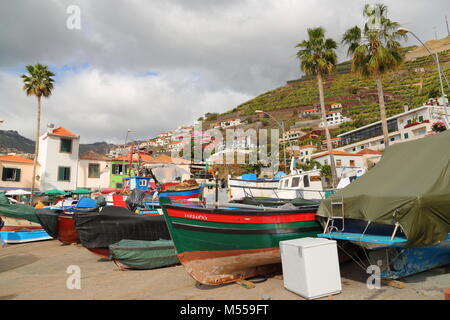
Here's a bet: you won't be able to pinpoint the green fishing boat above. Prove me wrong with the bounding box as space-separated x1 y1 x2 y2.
159 197 321 285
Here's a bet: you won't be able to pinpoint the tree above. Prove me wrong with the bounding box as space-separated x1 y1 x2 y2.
296 27 338 188
21 64 55 203
342 4 406 147
320 164 332 188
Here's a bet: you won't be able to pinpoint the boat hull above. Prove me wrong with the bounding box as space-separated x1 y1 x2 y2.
58 215 80 244
160 202 321 285
0 230 52 244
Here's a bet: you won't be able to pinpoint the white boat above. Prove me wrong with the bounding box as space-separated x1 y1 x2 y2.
227 172 286 201
260 158 367 201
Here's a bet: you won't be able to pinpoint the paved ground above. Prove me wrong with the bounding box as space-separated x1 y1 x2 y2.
0 240 448 300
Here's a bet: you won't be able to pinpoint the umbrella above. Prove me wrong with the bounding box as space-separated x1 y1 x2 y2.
71 188 93 195
5 189 31 196
42 189 68 196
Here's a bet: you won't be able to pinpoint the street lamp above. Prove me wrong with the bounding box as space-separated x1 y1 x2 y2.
255 110 287 171
122 129 132 181
397 28 450 127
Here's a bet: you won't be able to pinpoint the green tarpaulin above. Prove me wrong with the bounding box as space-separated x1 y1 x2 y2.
0 192 40 224
317 130 450 248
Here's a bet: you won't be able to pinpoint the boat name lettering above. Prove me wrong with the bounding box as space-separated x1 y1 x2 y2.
184 213 208 220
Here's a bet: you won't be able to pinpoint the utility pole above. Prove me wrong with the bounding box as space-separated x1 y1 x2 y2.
446 16 450 37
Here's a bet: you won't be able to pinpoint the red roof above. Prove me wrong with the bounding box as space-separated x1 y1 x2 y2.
311 150 360 159
0 155 34 164
356 149 382 155
301 144 317 149
112 153 153 162
51 127 77 137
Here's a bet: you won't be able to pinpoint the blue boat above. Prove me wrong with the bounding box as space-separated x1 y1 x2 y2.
319 231 450 279
0 229 53 244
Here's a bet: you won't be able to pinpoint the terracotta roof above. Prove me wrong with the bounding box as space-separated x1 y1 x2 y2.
112 153 153 162
50 127 77 137
356 149 383 155
0 155 34 164
148 154 190 164
311 150 361 159
79 152 111 161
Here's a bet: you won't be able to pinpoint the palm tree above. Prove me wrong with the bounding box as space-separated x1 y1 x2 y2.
342 4 406 147
296 27 338 188
21 64 55 203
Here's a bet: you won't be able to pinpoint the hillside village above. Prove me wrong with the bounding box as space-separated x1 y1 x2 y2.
1 40 450 193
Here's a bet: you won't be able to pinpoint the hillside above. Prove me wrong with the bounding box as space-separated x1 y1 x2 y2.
211 45 450 138
0 130 115 155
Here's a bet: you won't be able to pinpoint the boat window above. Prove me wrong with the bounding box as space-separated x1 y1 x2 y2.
303 175 310 188
284 179 289 188
291 177 300 187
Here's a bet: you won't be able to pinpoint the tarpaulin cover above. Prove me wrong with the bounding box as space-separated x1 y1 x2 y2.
317 130 450 248
126 189 146 212
35 209 72 238
0 193 40 224
73 206 171 249
109 239 179 270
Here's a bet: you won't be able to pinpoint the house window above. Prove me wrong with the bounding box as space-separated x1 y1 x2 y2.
390 137 395 142
349 160 355 167
291 177 300 188
2 168 21 181
88 163 100 178
360 146 365 149
404 133 409 139
407 119 412 125
303 175 310 188
112 164 129 175
418 116 424 122
336 160 342 167
60 138 72 153
58 167 71 181
380 140 384 144
116 183 123 188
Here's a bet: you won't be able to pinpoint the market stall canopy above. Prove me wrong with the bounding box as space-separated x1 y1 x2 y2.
71 188 93 195
317 130 450 248
5 189 31 196
41 189 68 196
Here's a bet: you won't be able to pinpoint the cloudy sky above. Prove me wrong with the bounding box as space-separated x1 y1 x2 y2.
1 0 449 143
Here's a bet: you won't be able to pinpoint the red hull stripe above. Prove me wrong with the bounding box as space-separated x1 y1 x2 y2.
166 207 316 224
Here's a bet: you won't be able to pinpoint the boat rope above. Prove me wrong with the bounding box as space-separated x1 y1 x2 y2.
336 242 368 271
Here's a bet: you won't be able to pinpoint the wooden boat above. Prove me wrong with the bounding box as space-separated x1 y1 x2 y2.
109 239 179 270
35 210 80 245
159 197 321 285
73 206 171 259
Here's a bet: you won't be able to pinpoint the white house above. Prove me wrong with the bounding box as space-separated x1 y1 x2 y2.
38 125 80 191
311 150 364 177
319 110 351 128
77 152 111 190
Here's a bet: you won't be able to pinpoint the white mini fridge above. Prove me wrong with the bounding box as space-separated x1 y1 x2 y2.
279 237 341 299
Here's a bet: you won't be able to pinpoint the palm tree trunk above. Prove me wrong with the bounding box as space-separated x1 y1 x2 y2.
317 73 338 189
30 95 41 204
376 75 390 147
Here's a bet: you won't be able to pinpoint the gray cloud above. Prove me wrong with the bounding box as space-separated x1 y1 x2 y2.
1 0 449 143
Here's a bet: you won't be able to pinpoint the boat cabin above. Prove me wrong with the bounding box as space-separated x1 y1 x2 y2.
124 176 155 191
276 169 326 200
